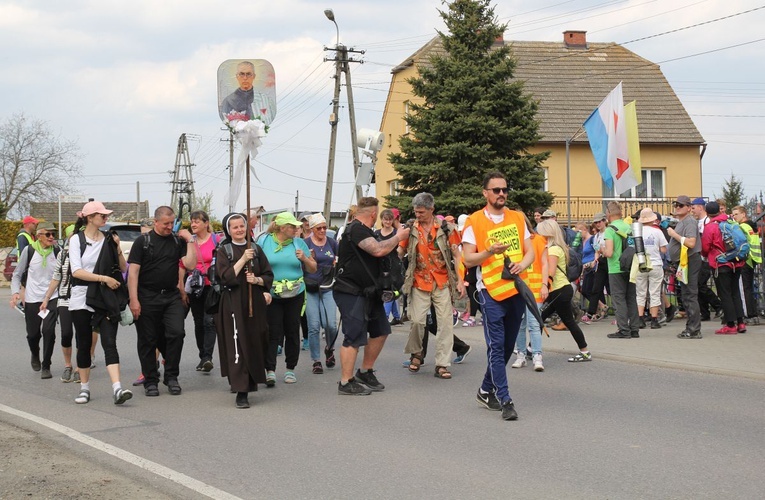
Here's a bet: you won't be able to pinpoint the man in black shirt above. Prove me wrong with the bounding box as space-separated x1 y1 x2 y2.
128 206 197 396
333 197 410 395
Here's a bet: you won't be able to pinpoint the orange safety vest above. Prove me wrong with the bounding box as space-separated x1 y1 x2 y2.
527 234 547 302
465 207 528 301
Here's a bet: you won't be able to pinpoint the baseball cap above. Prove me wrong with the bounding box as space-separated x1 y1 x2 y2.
541 209 556 219
705 201 720 216
298 211 312 222
22 216 38 225
691 197 706 206
674 195 692 206
36 222 56 232
592 212 607 223
80 201 113 217
274 212 302 227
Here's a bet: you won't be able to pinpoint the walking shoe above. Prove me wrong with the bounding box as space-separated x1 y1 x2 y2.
144 384 159 397
476 388 501 411
580 314 592 325
745 316 760 326
284 371 297 384
665 305 677 323
165 378 182 395
195 360 205 371
74 389 90 404
650 318 661 329
715 325 738 335
501 400 518 421
325 347 336 368
677 330 702 339
40 368 52 379
477 318 483 326
568 351 592 362
114 388 133 405
31 354 41 372
607 332 631 339
462 317 476 327
277 345 283 356
453 345 472 364
737 323 747 333
61 367 74 383
338 378 372 396
132 373 145 386
532 353 544 372
265 370 276 387
459 310 470 323
312 361 324 374
301 338 309 351
235 392 250 408
631 331 640 338
201 359 214 372
73 371 81 383
452 310 460 327
389 318 403 326
356 368 385 391
511 350 526 368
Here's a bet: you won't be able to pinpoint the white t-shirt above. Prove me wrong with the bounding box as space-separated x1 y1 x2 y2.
68 234 105 312
461 210 531 290
642 225 668 267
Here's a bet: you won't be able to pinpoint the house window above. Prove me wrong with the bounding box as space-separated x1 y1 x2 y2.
541 167 549 191
389 180 400 196
602 168 665 198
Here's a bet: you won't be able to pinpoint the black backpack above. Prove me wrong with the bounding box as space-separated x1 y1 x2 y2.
557 247 583 283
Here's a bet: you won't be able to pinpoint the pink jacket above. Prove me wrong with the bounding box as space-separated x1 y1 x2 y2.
701 213 745 270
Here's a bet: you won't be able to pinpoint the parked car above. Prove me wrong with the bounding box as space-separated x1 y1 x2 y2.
103 223 142 260
3 248 18 281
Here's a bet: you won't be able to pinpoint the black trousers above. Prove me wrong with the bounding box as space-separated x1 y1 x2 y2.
135 289 186 385
542 285 588 349
265 293 304 371
698 261 722 318
714 266 744 327
58 305 74 349
421 304 469 358
72 308 119 369
189 286 216 361
586 257 610 315
24 300 58 370
740 264 757 318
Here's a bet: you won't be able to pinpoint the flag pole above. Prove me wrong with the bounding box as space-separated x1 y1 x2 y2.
565 126 586 228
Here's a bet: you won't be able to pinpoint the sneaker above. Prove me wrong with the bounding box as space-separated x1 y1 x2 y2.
265 370 276 387
338 378 372 396
459 310 470 322
607 332 631 339
30 354 41 372
201 359 214 372
90 358 96 369
477 318 483 326
165 378 182 395
312 361 324 374
476 388 501 411
277 345 283 356
73 371 81 383
60 367 73 383
301 339 309 351
355 368 384 391
715 325 738 335
501 400 518 421
568 352 592 362
631 331 640 338
639 317 647 329
650 318 661 329
284 371 297 384
325 348 336 368
511 350 526 368
677 330 702 339
132 374 145 386
737 323 747 333
195 360 205 371
40 368 52 379
74 389 90 404
390 318 403 326
113 388 133 405
235 392 250 409
532 353 544 372
745 316 760 326
462 317 476 327
665 305 677 323
452 310 459 327
453 345 472 364
580 314 592 325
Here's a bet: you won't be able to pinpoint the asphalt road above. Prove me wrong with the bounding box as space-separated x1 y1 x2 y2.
0 289 763 499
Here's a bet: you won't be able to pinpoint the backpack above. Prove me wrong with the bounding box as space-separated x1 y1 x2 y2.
557 247 583 283
205 238 257 314
716 220 750 264
608 224 635 273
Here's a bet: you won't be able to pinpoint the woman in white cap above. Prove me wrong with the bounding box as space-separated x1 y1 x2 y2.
635 208 668 329
303 213 339 373
68 201 132 404
257 212 317 385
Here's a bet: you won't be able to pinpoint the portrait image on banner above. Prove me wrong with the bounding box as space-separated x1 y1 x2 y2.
217 59 276 126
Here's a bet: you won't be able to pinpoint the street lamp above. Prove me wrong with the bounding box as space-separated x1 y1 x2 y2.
324 9 339 46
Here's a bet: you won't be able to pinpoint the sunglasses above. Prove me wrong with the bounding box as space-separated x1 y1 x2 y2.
489 187 509 194
41 232 55 238
673 203 687 208
314 226 327 231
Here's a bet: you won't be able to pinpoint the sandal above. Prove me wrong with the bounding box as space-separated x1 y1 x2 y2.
74 389 90 404
568 352 592 363
408 353 423 373
434 366 452 379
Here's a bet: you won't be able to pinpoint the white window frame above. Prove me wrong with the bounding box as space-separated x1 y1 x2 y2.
602 168 665 199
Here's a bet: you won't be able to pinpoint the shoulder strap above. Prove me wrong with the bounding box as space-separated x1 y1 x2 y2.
347 222 379 286
78 231 88 256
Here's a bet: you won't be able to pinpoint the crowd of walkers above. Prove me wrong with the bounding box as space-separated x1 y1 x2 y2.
9 177 763 418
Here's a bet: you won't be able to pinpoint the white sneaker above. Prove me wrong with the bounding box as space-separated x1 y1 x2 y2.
511 351 526 368
532 353 544 372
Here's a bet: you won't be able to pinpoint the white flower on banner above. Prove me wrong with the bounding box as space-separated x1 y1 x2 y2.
224 117 267 208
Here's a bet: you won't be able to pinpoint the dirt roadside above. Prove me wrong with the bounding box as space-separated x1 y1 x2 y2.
0 419 180 500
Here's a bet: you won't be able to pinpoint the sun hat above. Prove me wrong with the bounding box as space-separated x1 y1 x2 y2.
637 207 658 224
274 212 302 227
541 209 556 219
308 213 327 229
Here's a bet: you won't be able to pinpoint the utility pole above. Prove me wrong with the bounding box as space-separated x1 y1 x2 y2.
322 9 364 223
170 133 195 218
221 129 235 213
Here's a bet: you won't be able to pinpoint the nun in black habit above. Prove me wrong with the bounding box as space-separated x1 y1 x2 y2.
215 213 274 408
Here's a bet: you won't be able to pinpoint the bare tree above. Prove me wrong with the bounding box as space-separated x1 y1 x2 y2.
0 113 83 219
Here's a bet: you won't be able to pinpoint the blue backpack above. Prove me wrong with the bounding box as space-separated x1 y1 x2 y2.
716 220 750 264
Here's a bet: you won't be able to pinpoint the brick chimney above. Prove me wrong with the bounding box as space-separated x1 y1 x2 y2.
563 30 587 48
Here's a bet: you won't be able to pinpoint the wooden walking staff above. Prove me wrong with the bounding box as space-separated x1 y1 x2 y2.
246 154 253 317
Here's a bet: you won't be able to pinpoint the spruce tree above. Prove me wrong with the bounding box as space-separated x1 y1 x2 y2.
386 0 552 218
720 174 745 210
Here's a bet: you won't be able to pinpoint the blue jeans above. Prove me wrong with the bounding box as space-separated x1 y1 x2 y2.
384 299 400 320
479 290 525 405
516 303 543 355
306 290 338 361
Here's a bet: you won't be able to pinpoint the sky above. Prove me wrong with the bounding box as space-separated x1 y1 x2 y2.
1 0 764 220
